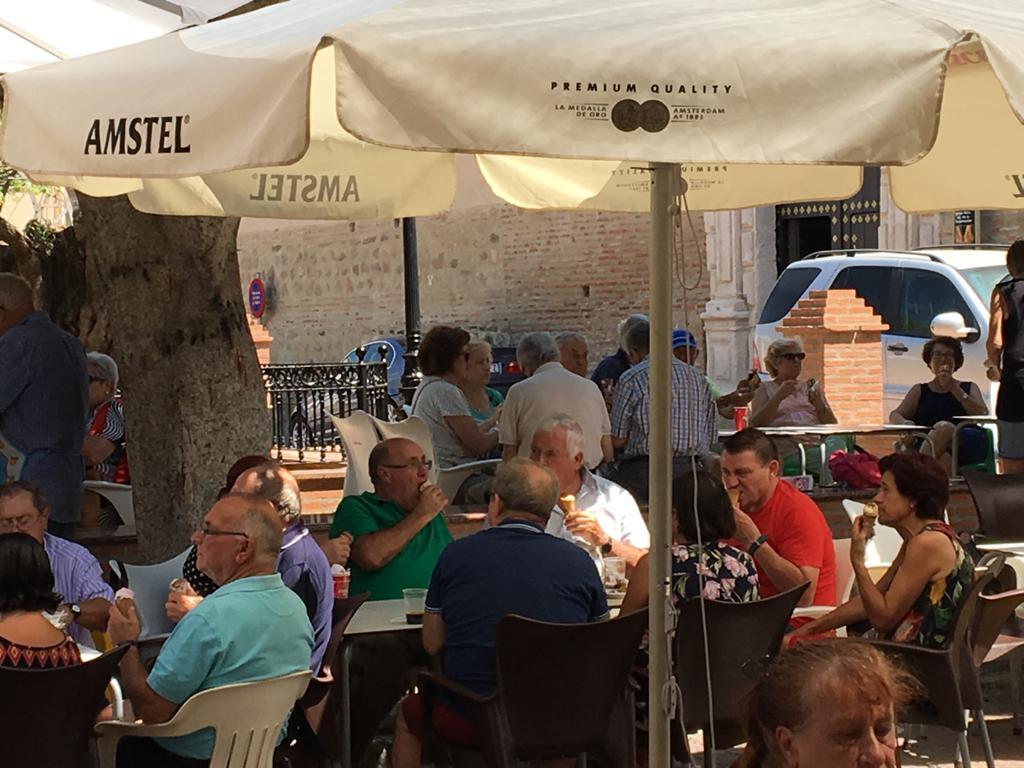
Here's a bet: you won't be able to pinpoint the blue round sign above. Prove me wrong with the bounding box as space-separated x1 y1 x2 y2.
248 278 266 319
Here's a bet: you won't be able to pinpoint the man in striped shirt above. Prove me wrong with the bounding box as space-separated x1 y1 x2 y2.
609 317 717 503
0 481 113 647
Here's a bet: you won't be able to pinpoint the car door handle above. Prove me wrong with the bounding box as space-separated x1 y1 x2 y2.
887 343 909 354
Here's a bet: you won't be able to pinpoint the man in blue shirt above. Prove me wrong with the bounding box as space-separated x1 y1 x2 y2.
391 458 608 767
165 462 334 675
108 493 314 767
0 273 88 537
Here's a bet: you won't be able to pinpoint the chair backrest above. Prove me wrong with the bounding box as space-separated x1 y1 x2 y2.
329 410 379 498
843 500 904 566
494 608 648 759
369 414 440 483
149 670 311 768
963 469 1024 540
971 589 1024 667
299 593 371 759
0 644 129 768
675 583 809 744
112 548 191 638
833 538 855 603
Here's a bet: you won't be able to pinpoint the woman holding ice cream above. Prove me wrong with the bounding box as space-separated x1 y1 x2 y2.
790 452 972 648
889 336 988 474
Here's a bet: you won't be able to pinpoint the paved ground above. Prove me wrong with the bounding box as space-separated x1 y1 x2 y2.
683 666 1024 767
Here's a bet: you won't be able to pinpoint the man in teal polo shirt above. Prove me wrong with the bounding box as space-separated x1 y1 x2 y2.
328 437 452 600
108 493 313 767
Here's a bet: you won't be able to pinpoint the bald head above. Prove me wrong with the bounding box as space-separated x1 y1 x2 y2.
233 463 302 525
0 273 34 337
491 458 559 522
369 437 422 485
218 493 282 557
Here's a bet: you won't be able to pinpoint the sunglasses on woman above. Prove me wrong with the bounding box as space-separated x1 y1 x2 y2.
779 352 806 361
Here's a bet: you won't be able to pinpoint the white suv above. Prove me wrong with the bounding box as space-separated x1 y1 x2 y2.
754 246 1008 415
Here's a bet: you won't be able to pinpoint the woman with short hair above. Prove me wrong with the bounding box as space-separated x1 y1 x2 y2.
790 452 973 649
734 640 915 768
411 325 498 468
0 533 82 668
458 340 503 429
889 335 988 474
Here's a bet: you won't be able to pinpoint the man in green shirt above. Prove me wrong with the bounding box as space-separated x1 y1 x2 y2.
328 436 452 765
329 437 452 600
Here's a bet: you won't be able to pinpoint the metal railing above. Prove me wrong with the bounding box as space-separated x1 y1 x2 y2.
262 349 391 462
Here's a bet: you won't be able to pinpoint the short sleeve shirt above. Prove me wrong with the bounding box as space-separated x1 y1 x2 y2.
277 522 334 673
147 574 313 760
426 519 608 697
747 480 836 606
411 376 478 467
329 492 452 600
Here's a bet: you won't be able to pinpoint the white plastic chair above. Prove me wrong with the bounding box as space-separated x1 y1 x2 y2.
83 480 134 526
94 669 312 768
369 414 499 501
792 538 853 635
842 498 905 566
109 548 190 639
329 411 378 498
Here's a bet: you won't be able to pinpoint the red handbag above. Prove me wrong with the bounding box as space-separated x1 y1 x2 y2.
827 448 882 489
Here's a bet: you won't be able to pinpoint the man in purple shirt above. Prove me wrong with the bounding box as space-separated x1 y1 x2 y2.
0 480 113 647
0 274 88 538
166 462 333 672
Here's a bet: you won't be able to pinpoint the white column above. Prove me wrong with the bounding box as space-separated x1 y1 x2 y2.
701 206 776 391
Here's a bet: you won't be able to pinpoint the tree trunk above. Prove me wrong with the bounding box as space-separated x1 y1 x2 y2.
74 194 268 560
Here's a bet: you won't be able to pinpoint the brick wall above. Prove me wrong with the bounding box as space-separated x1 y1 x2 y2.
237 204 708 365
777 289 888 425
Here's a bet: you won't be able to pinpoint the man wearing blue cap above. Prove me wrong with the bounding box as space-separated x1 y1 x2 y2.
672 329 757 420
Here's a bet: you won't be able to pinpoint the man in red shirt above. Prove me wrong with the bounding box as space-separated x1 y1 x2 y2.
721 428 835 609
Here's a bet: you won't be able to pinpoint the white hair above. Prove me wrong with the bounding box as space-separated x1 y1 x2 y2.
555 331 587 348
535 414 586 459
86 352 119 389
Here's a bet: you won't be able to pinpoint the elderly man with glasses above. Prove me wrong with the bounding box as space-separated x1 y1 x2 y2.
108 492 313 768
327 437 452 767
0 480 113 647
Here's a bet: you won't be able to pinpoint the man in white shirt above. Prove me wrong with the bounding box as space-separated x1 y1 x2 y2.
499 332 613 469
530 415 648 567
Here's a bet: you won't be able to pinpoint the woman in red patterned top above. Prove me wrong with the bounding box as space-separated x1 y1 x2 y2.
0 533 82 668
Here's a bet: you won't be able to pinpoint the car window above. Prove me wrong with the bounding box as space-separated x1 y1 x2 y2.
962 265 1008 304
891 268 976 338
829 266 897 326
759 267 821 324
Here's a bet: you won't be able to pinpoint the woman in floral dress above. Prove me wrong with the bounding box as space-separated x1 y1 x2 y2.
791 452 972 648
621 469 759 616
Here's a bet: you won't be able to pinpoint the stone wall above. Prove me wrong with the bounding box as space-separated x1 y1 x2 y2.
237 204 709 365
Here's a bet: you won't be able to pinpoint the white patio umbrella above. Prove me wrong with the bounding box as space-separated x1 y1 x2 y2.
5 1 1024 765
0 0 252 73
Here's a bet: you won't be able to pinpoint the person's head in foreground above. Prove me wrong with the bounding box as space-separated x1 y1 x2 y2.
720 429 781 513
191 493 282 586
738 640 915 768
419 324 471 379
486 457 559 527
0 532 62 616
0 481 50 544
672 468 735 545
1008 239 1024 279
672 329 700 365
0 272 34 338
86 351 119 409
871 452 949 531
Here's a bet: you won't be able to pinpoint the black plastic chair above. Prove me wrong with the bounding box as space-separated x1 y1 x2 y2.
867 571 995 768
275 592 370 767
673 582 809 760
971 589 1024 736
0 644 129 768
963 470 1024 542
420 608 649 768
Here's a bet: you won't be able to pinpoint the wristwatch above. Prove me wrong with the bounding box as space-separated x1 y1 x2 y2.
69 603 82 622
600 537 614 555
748 534 769 556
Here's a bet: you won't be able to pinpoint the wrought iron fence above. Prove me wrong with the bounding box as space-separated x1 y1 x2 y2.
262 351 391 462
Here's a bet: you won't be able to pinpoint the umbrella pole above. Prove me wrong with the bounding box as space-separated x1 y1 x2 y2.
399 216 423 406
648 161 677 767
